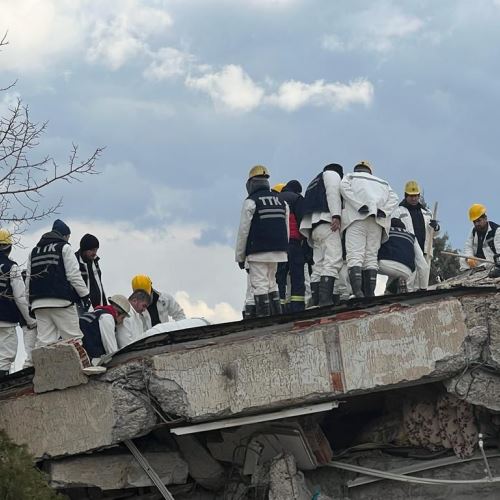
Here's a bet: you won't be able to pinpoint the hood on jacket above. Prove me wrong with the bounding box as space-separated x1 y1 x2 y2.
323 163 344 179
36 230 69 247
399 198 424 210
246 177 270 195
283 180 302 194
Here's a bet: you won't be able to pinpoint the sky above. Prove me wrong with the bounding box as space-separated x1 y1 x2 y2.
1 0 500 323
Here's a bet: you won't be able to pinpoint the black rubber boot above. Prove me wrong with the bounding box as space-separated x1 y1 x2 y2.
255 294 271 317
348 267 364 298
290 300 305 313
332 294 341 306
362 269 378 297
244 304 256 319
310 282 320 306
319 276 335 306
268 291 282 315
0 370 9 379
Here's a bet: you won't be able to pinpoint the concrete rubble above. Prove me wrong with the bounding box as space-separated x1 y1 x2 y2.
0 273 500 498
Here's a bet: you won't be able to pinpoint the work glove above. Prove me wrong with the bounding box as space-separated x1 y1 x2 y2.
27 321 37 330
376 209 386 218
238 261 245 270
81 296 92 311
358 205 369 214
429 219 439 231
466 258 478 269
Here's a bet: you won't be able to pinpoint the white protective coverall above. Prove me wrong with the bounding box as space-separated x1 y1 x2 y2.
116 305 146 349
143 291 186 330
0 264 35 372
460 222 500 271
392 204 437 290
340 172 399 270
26 244 89 348
300 170 343 281
235 199 289 296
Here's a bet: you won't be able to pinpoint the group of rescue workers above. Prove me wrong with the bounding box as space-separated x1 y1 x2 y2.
236 161 499 318
0 160 498 377
0 219 185 378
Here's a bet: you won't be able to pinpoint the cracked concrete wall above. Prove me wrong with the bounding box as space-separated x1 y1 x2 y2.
0 367 157 459
1 291 497 460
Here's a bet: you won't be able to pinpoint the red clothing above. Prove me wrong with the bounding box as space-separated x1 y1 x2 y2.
94 305 117 321
289 213 302 241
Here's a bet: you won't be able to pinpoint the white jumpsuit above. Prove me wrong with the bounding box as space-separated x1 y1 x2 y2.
340 172 399 270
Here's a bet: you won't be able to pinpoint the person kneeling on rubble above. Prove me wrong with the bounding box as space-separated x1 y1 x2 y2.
235 165 289 317
131 274 185 328
116 289 151 349
80 295 130 362
378 218 429 294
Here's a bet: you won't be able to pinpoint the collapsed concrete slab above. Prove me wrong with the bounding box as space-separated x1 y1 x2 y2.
0 288 498 460
48 450 188 490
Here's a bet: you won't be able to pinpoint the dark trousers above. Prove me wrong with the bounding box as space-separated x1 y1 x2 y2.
276 240 306 311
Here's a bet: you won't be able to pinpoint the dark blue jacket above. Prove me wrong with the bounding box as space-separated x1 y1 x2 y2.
0 253 21 323
378 227 416 272
246 189 288 255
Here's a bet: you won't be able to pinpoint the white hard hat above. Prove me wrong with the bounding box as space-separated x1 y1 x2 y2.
108 295 131 316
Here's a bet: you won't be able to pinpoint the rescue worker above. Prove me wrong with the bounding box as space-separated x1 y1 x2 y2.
461 204 500 272
116 289 151 349
276 180 306 312
235 165 289 317
340 161 399 298
131 274 185 328
392 181 439 290
75 233 107 309
0 230 36 377
26 219 90 348
300 164 344 306
80 294 130 361
378 218 429 294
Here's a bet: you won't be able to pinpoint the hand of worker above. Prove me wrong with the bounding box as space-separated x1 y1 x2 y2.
466 258 478 269
238 261 245 270
376 209 386 218
430 219 439 231
494 254 500 266
358 205 369 214
27 321 37 330
81 296 92 311
331 216 341 232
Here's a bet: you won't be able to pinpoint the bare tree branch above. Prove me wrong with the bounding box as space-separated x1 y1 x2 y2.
0 34 103 238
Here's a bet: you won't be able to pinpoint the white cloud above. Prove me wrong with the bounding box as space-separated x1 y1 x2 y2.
184 63 373 113
176 291 239 324
0 0 86 72
86 5 173 70
0 0 173 73
267 78 374 111
144 47 196 81
322 6 424 54
185 64 265 112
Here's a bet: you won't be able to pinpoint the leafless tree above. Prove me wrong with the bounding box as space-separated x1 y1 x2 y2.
0 34 103 241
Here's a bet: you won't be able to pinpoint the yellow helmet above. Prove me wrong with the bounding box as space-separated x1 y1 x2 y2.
354 160 372 174
468 203 487 222
272 183 286 193
404 180 420 195
248 165 270 179
0 229 12 246
131 274 153 294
